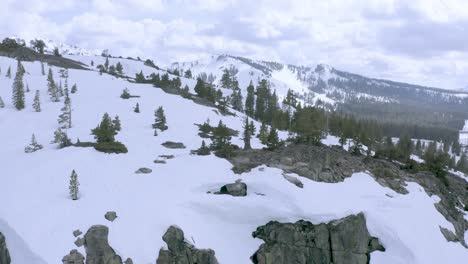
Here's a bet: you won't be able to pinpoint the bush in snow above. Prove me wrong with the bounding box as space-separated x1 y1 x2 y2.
0 96 4 108
69 170 79 200
120 88 130 99
91 113 128 154
134 103 140 113
24 134 43 153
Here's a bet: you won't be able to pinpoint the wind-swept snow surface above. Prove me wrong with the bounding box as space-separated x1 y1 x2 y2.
0 56 467 263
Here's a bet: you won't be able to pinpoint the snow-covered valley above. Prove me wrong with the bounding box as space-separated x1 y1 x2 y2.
0 53 467 264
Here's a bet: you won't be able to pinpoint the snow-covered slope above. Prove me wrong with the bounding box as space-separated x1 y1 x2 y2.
0 56 467 263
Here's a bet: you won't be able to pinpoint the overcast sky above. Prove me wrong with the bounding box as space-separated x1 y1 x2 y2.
1 0 467 89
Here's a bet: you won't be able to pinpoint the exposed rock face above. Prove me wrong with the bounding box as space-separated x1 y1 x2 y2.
0 232 11 264
156 226 218 264
228 144 468 246
73 229 83 237
283 174 303 188
84 225 123 264
161 141 186 149
105 211 118 222
154 159 167 164
135 168 152 174
75 237 85 247
251 213 385 264
215 180 247 197
62 249 85 264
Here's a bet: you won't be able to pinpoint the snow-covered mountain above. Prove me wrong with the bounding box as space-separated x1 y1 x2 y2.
11 36 103 56
0 41 467 264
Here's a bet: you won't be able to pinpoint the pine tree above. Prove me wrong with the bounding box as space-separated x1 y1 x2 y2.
58 87 72 128
69 170 79 200
0 96 4 108
5 66 11 78
32 90 41 112
26 83 30 93
134 103 140 113
243 117 252 150
249 121 256 136
153 106 168 134
231 89 243 112
266 127 280 150
12 61 25 110
116 62 123 75
104 57 109 71
258 122 269 144
57 80 64 97
47 68 60 102
245 81 255 117
91 113 117 143
71 84 77 94
196 140 211 155
120 88 130 99
194 78 207 97
220 69 231 89
24 134 43 153
113 116 121 131
41 62 45 75
51 128 72 148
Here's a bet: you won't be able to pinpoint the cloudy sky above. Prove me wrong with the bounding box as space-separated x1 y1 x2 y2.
1 0 467 89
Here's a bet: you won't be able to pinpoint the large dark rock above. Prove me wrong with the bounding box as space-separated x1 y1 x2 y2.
215 180 247 197
156 226 218 264
161 141 186 149
0 232 10 264
62 249 85 264
251 213 385 264
84 225 123 264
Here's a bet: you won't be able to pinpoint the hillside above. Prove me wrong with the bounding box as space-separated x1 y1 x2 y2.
0 42 467 264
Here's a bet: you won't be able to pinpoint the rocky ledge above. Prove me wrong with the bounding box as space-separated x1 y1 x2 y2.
251 213 385 264
0 232 10 264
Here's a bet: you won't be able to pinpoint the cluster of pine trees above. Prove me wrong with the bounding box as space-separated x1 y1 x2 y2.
97 57 124 76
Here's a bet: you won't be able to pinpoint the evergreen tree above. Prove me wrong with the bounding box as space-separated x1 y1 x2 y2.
266 127 280 150
134 103 140 113
113 116 121 131
457 153 467 173
258 122 269 144
25 83 30 93
32 90 41 112
108 65 116 75
104 57 109 71
91 113 117 143
57 80 64 97
231 89 243 112
58 87 72 128
245 81 255 117
135 70 145 82
196 140 211 155
51 128 72 148
0 96 4 108
184 69 192 78
47 68 60 102
152 106 168 134
5 66 11 78
181 85 190 98
53 47 61 56
24 134 43 153
12 61 25 110
71 84 77 94
41 62 45 75
249 121 256 136
194 78 207 97
255 79 269 121
69 170 79 200
120 88 131 99
243 117 252 150
116 62 123 75
220 69 231 89
211 120 234 158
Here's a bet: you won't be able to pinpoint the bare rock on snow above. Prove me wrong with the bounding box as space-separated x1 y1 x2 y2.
135 168 152 174
84 225 123 264
104 211 118 222
161 141 186 149
62 249 84 264
283 174 303 188
74 237 84 247
154 159 167 164
156 226 218 264
214 180 247 197
73 229 82 237
439 226 458 242
0 232 11 264
251 213 385 264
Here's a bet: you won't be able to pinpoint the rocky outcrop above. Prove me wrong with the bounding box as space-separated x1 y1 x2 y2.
215 180 247 197
283 174 303 188
135 168 152 174
251 213 384 264
228 143 468 246
105 211 118 222
62 249 85 264
0 232 10 264
156 226 218 264
73 230 83 237
161 141 186 149
84 225 123 264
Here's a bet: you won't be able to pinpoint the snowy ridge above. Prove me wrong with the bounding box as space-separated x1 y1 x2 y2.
10 36 103 56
